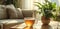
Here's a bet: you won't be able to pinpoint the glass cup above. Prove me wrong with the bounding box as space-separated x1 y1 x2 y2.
24 17 35 27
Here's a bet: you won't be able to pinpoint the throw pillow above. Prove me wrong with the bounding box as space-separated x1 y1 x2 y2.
22 10 33 17
6 4 18 19
0 5 7 19
16 8 23 19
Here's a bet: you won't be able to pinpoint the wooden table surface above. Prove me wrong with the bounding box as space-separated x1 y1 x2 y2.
11 21 60 29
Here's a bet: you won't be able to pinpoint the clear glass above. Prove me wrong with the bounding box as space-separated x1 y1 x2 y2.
24 17 35 27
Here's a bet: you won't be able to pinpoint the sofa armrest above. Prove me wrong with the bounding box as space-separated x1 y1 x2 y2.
22 10 36 17
0 19 24 29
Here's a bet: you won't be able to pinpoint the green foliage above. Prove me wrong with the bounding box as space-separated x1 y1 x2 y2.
34 0 56 19
59 6 60 11
5 0 13 5
13 0 18 7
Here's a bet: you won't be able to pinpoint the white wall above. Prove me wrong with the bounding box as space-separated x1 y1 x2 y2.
22 0 34 10
38 0 45 4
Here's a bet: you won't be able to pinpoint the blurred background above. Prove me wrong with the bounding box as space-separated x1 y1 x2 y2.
0 0 60 21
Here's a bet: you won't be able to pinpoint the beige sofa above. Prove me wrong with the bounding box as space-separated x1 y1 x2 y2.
0 4 36 29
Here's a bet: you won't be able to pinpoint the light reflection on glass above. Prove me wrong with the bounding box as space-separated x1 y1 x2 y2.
24 17 35 27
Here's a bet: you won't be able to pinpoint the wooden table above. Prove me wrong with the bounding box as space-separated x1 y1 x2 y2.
11 21 60 29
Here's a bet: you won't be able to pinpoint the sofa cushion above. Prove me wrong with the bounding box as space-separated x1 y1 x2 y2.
6 4 18 19
0 5 7 19
16 8 23 19
22 10 34 17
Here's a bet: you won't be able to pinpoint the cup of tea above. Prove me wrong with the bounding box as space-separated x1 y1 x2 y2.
24 17 35 27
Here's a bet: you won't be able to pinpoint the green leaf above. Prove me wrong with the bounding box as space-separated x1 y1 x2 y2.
34 4 42 9
52 2 56 8
34 2 43 9
34 0 57 18
34 2 42 6
52 9 56 12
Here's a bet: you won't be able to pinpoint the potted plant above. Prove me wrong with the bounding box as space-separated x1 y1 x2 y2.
55 6 60 21
35 0 56 25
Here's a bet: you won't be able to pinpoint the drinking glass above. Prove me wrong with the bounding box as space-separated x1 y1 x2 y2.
24 17 35 27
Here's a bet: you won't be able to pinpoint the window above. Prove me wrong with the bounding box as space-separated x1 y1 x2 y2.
50 0 59 6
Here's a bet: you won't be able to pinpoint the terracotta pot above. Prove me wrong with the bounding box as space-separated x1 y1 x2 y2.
41 16 50 25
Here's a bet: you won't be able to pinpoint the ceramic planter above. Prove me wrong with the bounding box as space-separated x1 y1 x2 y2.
41 16 50 25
